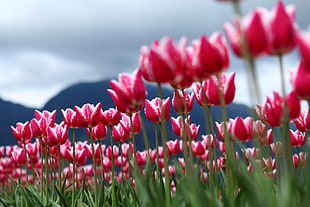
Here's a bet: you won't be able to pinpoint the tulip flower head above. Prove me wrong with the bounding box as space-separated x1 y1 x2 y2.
74 102 102 128
172 89 194 114
144 97 170 124
11 121 32 143
293 110 310 132
108 70 147 114
101 108 121 127
297 27 310 68
291 61 310 100
190 32 229 81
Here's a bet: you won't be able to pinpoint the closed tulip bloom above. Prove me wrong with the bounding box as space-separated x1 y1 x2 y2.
34 110 57 127
297 27 310 68
11 121 32 143
101 108 121 127
112 124 130 143
61 108 79 128
108 70 146 114
193 72 236 106
139 37 191 86
11 148 26 166
190 32 229 81
171 116 200 141
166 139 181 156
120 113 141 136
46 123 68 147
172 89 194 114
290 129 306 147
269 1 297 55
144 97 170 124
192 141 206 156
86 122 107 141
201 134 218 149
224 8 270 58
74 102 102 128
65 148 87 166
293 110 310 132
291 61 310 100
257 91 300 127
228 116 254 142
292 152 307 168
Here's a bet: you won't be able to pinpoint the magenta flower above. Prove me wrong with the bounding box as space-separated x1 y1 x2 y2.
112 124 130 143
101 108 121 127
290 129 306 147
46 123 68 147
228 116 254 142
224 8 270 58
256 91 300 127
189 32 229 81
171 116 200 141
61 108 79 128
86 122 107 141
166 139 181 156
65 148 87 166
120 113 141 137
293 110 310 132
193 72 236 106
34 110 57 127
144 97 170 124
139 37 192 88
108 70 146 114
268 1 297 55
74 102 102 128
291 61 310 100
297 27 310 68
172 89 194 114
11 121 32 143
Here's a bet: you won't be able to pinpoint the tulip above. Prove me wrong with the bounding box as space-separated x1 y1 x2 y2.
65 148 87 166
120 113 141 137
11 121 32 143
268 1 297 55
112 124 130 143
291 61 310 100
144 97 170 124
201 134 218 149
61 108 79 128
46 123 68 147
139 37 192 87
166 139 181 156
292 152 307 168
101 108 121 127
189 32 229 81
171 116 200 141
293 110 310 132
193 72 236 106
256 91 300 127
108 70 147 114
172 89 194 114
11 148 26 166
86 122 107 141
74 102 102 128
228 116 254 142
290 129 306 147
192 141 206 156
34 110 57 127
297 27 310 68
224 8 270 58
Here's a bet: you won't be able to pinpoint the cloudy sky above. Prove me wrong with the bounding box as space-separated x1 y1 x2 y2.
0 0 309 109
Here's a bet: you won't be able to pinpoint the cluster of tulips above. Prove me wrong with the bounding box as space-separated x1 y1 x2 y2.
1 0 310 206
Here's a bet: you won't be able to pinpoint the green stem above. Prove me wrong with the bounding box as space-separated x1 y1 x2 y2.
154 124 160 181
57 145 61 190
71 129 76 207
89 128 99 207
156 83 171 207
45 144 49 205
109 127 116 207
23 141 28 185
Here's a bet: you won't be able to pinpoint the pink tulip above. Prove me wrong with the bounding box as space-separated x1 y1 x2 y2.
172 89 194 114
166 139 181 156
189 32 229 81
297 27 310 68
290 129 306 147
11 121 32 143
46 123 68 147
192 141 206 156
193 72 236 106
34 110 57 127
224 8 270 58
268 1 297 55
228 116 254 142
74 102 102 128
101 108 121 127
201 134 218 149
120 113 141 137
171 116 200 141
61 108 79 128
144 97 170 124
292 152 307 168
11 148 26 166
65 148 87 166
291 61 310 100
86 122 107 141
108 69 146 114
256 91 300 127
139 37 192 87
112 124 130 143
293 110 310 132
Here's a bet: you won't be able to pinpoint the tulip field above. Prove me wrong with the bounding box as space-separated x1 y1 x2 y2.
2 0 310 206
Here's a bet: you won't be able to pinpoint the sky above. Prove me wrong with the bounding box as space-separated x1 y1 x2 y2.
0 0 309 109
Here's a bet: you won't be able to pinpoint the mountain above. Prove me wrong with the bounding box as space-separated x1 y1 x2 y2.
0 98 35 146
0 79 251 149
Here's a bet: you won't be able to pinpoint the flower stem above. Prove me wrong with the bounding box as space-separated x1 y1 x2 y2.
89 129 99 207
109 126 116 207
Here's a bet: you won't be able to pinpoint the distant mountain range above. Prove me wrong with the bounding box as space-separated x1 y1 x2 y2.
0 80 251 148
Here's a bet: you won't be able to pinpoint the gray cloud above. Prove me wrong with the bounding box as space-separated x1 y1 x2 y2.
0 0 309 108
